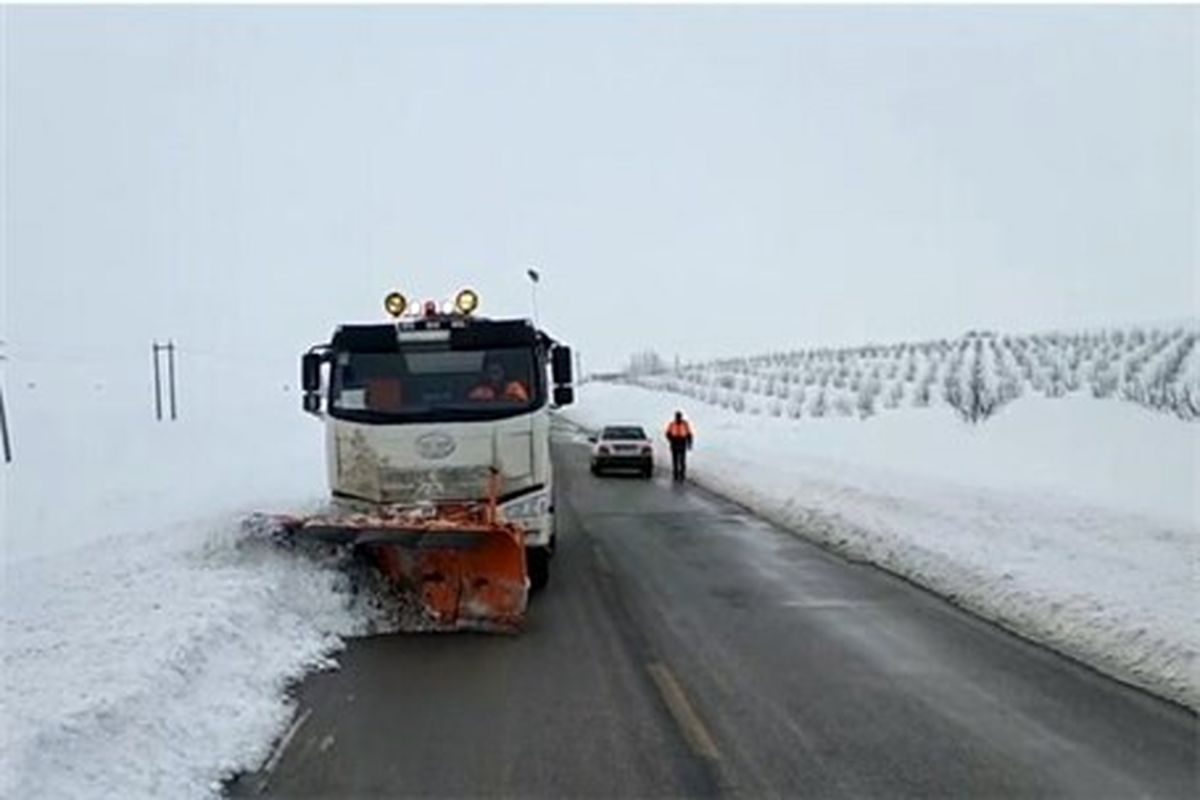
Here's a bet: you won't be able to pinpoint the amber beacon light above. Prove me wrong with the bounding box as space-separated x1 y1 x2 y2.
455 288 480 315
384 291 408 318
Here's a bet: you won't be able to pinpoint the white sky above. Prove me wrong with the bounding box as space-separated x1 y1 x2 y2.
2 6 1196 371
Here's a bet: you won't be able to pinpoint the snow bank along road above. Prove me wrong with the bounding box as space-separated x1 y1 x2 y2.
229 423 1196 799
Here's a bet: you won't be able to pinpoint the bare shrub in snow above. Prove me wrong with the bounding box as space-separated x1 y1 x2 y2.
913 373 934 407
857 376 882 419
808 388 828 418
631 325 1199 425
626 350 667 376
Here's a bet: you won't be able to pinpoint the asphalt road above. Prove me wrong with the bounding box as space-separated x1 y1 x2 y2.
230 424 1197 799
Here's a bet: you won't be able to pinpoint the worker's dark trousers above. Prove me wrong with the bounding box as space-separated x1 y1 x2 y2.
671 445 688 481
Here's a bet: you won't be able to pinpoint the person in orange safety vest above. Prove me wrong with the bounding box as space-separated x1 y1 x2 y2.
468 360 530 403
665 410 694 481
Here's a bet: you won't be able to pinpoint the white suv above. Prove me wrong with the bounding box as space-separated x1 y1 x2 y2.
589 425 653 478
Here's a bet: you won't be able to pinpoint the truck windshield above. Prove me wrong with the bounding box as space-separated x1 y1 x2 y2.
330 345 540 421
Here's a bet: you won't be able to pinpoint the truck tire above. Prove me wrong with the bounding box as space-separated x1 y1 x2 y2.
527 547 551 592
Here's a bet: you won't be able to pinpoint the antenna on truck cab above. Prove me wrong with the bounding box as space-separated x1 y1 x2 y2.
526 268 540 326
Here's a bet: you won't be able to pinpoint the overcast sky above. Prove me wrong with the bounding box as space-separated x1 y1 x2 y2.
2 6 1195 372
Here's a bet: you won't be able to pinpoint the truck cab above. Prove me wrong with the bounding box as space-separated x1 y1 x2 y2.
299 291 573 590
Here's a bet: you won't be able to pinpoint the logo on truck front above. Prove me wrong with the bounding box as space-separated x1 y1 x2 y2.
415 432 457 460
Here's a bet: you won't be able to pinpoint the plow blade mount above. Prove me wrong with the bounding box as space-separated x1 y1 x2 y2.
284 505 529 633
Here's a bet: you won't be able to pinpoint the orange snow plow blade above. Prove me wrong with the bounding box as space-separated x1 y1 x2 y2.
273 501 529 633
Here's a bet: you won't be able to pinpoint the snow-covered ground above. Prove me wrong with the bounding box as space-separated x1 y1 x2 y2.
1 522 375 800
564 381 1199 710
0 355 376 799
2 343 1196 798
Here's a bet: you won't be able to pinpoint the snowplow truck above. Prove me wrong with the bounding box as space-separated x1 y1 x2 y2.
282 289 573 632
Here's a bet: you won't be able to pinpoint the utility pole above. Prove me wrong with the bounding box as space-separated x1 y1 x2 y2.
167 340 177 420
0 383 10 464
0 341 11 463
152 342 163 421
152 340 178 421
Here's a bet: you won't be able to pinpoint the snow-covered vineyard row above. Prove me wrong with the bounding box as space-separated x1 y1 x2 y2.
630 326 1200 422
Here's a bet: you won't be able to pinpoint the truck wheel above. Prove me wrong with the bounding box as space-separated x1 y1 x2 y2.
642 465 653 479
527 547 550 592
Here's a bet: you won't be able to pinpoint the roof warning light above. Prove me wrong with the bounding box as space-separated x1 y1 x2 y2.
384 291 407 318
455 288 480 315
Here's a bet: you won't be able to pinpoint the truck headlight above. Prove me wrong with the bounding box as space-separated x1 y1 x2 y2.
500 490 550 524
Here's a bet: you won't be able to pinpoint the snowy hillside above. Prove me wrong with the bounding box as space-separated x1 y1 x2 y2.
630 325 1200 423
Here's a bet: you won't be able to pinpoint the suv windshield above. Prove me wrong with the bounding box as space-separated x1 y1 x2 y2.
330 345 540 421
602 426 647 440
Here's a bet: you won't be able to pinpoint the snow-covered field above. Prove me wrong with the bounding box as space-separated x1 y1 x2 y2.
564 380 1199 710
0 354 376 799
636 325 1200 423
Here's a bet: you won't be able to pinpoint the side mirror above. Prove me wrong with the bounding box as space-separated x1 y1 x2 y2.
551 346 573 385
302 352 322 392
302 392 321 415
587 435 597 444
553 385 574 407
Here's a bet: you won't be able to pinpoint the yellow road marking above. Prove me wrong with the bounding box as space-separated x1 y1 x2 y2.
646 662 721 761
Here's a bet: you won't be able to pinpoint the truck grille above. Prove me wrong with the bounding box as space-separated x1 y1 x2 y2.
378 465 494 504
